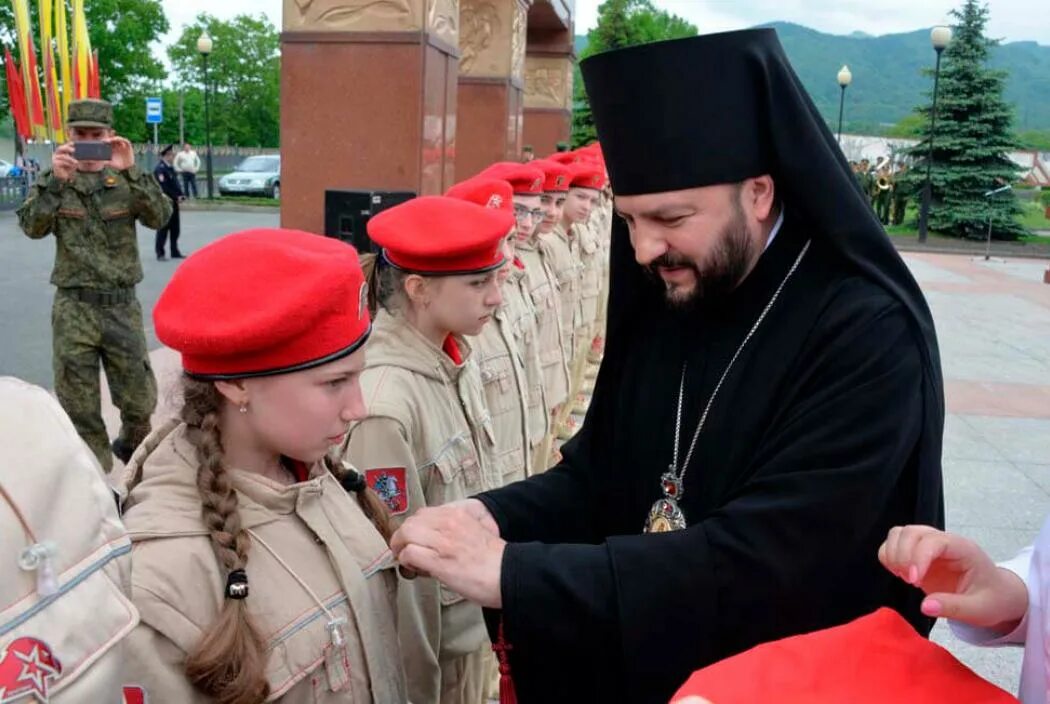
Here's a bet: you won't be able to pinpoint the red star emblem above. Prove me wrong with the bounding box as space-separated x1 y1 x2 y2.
0 637 63 703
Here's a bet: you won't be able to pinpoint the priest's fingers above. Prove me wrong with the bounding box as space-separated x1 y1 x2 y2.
459 498 501 536
398 543 442 577
390 520 452 559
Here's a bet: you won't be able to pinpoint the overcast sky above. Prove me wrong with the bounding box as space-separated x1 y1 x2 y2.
159 0 1048 48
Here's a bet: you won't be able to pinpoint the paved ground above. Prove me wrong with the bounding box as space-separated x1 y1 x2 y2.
3 209 1048 695
904 252 1050 693
0 209 279 387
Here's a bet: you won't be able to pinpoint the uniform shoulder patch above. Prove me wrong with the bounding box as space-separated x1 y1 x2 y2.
0 637 63 703
123 685 148 704
365 467 408 515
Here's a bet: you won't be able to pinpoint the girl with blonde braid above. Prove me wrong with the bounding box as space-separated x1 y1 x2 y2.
117 228 405 703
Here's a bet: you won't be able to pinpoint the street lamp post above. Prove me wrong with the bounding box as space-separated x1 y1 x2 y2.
836 65 852 144
197 31 214 200
918 25 952 243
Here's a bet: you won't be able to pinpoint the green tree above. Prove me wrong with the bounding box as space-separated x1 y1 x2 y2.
166 13 280 148
885 113 926 138
903 0 1025 240
571 0 696 148
116 86 207 145
1016 129 1050 150
1 0 168 131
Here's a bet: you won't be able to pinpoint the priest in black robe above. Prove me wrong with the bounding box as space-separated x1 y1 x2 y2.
391 28 945 704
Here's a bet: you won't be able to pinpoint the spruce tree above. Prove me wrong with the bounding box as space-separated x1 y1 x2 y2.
905 0 1025 240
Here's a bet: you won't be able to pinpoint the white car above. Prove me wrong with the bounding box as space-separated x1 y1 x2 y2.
218 155 281 199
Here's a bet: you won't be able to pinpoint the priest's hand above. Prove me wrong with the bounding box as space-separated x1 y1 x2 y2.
878 525 1028 630
391 502 505 608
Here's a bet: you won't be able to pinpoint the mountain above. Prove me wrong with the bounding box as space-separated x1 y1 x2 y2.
574 21 1050 132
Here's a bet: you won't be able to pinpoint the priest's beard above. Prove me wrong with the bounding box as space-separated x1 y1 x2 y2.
647 202 757 311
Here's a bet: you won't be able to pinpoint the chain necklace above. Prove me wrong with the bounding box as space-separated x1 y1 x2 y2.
645 240 812 532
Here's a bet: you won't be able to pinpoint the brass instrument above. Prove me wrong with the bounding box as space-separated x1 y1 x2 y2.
872 156 893 191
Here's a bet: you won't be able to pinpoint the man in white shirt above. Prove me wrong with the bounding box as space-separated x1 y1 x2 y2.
173 143 200 198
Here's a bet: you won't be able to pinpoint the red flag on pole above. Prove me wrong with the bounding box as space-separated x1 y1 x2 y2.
4 47 32 140
44 50 62 133
25 35 48 139
89 49 100 98
70 37 79 102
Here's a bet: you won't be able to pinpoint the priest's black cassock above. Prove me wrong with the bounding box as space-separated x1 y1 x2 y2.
475 29 945 703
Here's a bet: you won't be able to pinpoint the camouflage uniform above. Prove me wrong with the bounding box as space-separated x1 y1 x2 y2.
874 182 892 225
17 99 172 472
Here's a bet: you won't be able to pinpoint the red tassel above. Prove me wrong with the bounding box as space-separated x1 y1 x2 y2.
492 619 518 704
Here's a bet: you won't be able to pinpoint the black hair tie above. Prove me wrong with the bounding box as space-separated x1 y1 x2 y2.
225 569 249 599
341 469 367 494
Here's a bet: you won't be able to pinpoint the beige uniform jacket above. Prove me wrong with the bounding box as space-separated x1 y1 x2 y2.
518 242 570 410
469 272 534 483
578 219 604 334
595 200 613 327
538 226 581 366
0 377 137 704
506 263 548 456
117 420 405 703
342 309 498 704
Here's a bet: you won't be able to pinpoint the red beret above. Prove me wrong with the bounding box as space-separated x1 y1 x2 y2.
579 142 604 159
576 146 606 170
154 229 371 379
547 151 580 166
445 176 514 213
530 159 572 193
477 162 545 195
367 195 514 274
671 609 1019 704
568 162 607 190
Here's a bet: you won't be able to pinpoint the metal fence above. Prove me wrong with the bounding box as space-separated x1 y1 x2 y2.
1 143 279 207
18 143 278 176
0 176 30 211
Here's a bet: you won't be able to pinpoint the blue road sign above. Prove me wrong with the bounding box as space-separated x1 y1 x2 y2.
146 97 163 124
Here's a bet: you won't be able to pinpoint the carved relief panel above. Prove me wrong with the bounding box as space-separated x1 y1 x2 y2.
283 0 421 32
524 55 572 109
427 0 459 48
459 0 526 78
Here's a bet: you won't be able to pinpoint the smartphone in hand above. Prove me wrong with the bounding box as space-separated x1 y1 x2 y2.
72 141 113 162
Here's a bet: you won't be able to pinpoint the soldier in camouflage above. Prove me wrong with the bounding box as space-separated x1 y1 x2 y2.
17 98 172 472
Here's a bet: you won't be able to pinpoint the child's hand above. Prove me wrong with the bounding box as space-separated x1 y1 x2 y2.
878 525 1029 630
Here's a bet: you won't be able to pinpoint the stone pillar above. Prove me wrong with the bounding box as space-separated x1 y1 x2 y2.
280 0 461 234
522 0 574 157
454 0 529 180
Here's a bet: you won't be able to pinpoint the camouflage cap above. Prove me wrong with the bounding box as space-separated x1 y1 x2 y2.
67 99 113 128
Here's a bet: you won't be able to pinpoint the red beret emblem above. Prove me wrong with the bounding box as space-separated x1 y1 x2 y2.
485 193 504 210
555 175 566 187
